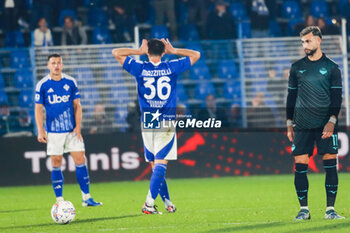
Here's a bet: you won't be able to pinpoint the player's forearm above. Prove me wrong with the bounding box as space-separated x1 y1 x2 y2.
112 48 145 58
329 88 342 118
35 105 45 132
171 48 200 64
286 89 297 120
74 103 82 130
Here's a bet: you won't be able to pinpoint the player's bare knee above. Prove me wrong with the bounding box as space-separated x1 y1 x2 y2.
74 154 86 165
51 155 63 167
323 153 337 160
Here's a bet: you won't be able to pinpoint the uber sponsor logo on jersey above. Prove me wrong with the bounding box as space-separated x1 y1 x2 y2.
48 94 70 104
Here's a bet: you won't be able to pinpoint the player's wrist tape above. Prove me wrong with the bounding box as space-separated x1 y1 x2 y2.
286 119 293 127
329 116 337 124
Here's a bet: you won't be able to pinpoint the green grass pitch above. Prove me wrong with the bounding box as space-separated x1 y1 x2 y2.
1 174 350 232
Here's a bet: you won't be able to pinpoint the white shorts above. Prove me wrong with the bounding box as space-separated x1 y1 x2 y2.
47 132 85 156
141 121 177 162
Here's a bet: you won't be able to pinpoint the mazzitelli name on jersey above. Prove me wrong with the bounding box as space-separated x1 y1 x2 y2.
141 68 172 77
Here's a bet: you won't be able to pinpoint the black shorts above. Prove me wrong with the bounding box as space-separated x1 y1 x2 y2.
291 128 338 156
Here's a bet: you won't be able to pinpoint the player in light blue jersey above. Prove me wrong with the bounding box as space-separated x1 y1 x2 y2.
35 54 102 207
113 39 200 214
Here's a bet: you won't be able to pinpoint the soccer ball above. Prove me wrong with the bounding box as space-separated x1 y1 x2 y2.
51 201 76 224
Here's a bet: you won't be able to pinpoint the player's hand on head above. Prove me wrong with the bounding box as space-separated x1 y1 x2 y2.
322 122 334 139
161 38 176 54
139 39 148 54
287 126 294 142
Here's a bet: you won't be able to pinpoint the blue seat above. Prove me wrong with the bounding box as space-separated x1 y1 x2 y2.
98 48 115 64
103 66 124 85
176 83 188 103
0 90 8 104
88 8 108 27
75 67 95 86
18 90 34 108
194 81 216 100
10 50 30 69
84 0 104 7
310 0 329 18
269 20 281 37
186 43 205 59
115 105 128 131
177 2 188 24
0 73 5 88
244 61 265 79
14 69 33 89
236 21 251 38
150 25 170 39
80 87 100 107
287 17 304 36
190 61 211 80
59 9 77 26
92 28 113 44
110 86 130 105
179 24 200 41
5 31 25 48
282 1 302 19
218 60 239 80
230 3 248 21
224 81 241 100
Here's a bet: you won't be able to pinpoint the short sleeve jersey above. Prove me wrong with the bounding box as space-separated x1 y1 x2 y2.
35 73 81 133
123 56 191 121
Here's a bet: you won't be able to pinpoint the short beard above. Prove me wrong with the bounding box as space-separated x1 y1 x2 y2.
305 48 317 56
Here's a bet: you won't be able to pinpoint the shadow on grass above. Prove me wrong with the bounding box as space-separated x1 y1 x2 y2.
0 208 42 214
202 221 284 233
283 220 350 233
0 214 140 230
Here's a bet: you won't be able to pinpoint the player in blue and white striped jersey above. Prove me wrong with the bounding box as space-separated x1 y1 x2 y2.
35 54 102 207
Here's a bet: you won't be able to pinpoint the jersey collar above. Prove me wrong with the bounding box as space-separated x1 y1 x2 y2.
150 61 161 66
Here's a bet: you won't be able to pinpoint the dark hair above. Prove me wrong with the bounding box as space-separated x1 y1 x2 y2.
300 26 322 38
148 39 165 56
48 53 61 61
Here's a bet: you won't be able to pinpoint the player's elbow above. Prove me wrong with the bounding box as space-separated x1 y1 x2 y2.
191 51 201 65
112 49 121 58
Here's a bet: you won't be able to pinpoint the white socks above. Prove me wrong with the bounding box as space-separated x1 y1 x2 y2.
326 206 334 212
56 197 64 202
300 206 309 210
82 192 91 201
146 190 155 206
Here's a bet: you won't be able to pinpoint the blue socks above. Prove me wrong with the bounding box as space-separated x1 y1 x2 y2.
324 159 338 207
160 179 170 202
76 164 90 195
147 164 167 206
51 167 63 198
294 163 309 207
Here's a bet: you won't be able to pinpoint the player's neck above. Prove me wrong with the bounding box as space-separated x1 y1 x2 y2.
149 56 161 64
50 73 62 81
307 49 323 61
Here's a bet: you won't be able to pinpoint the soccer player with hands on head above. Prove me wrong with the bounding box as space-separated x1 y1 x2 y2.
113 38 200 214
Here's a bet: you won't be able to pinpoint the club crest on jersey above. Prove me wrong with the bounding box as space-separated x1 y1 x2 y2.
319 68 327 75
143 110 161 129
63 84 70 91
